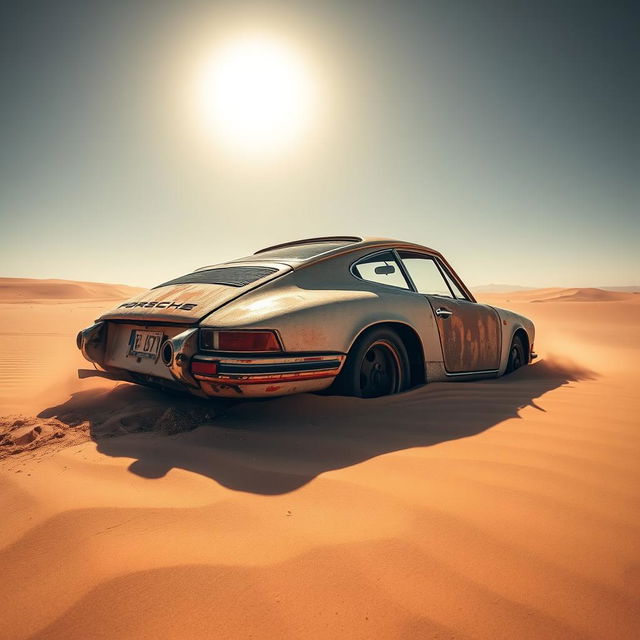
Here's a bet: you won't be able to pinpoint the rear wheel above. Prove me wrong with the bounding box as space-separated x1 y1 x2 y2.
334 328 410 398
506 334 526 374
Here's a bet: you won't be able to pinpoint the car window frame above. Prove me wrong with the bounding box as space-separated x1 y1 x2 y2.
349 250 412 292
395 250 472 301
396 252 455 299
350 248 474 302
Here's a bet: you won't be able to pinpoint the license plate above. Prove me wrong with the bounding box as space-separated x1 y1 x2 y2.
128 330 163 359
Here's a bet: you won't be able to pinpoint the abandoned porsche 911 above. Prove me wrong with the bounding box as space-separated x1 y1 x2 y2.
77 236 536 398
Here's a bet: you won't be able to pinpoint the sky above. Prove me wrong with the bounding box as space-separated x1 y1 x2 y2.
0 0 638 288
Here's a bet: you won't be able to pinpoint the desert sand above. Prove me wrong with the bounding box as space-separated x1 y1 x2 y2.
0 281 638 639
0 277 143 303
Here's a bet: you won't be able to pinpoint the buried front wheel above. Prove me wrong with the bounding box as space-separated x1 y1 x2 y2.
333 328 411 398
505 334 526 374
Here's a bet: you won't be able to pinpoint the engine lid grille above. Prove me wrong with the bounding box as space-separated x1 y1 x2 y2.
154 266 278 289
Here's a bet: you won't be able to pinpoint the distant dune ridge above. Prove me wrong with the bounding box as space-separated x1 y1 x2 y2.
473 284 640 295
0 278 144 302
478 286 639 303
471 284 536 293
3 277 637 304
530 288 636 303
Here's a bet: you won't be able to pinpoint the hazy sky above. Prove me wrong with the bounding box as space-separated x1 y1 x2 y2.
1 0 638 287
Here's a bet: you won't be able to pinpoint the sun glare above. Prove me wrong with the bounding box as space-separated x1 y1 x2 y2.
195 34 318 157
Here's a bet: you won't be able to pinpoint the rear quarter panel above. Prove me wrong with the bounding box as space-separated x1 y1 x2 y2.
201 252 445 365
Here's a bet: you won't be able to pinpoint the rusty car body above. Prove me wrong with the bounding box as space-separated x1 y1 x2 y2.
77 236 536 398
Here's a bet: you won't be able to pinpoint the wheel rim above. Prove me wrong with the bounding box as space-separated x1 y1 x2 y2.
359 341 401 398
510 345 523 370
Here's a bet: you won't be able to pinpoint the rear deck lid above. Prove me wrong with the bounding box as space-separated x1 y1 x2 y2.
100 263 291 324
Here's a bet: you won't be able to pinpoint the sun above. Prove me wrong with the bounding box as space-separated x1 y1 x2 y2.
195 34 318 157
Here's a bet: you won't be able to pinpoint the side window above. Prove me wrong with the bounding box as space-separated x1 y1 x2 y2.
352 251 410 290
440 266 469 300
398 253 453 297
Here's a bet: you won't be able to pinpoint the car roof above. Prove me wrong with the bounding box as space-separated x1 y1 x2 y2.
254 236 364 254
194 236 476 302
253 236 440 256
196 236 444 271
249 236 445 263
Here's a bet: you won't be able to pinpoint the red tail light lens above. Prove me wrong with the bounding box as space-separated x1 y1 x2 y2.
200 330 281 352
191 360 218 376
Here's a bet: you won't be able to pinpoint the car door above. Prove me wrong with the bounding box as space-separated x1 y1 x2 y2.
397 251 501 373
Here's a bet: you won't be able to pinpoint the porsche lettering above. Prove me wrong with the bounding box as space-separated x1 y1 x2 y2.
118 301 198 311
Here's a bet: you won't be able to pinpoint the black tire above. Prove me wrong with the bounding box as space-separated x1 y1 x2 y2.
334 328 411 398
505 334 526 374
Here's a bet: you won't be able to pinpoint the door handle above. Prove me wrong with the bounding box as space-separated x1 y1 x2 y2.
435 308 453 319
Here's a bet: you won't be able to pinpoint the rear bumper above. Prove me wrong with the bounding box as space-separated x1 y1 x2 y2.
78 343 345 398
191 354 345 397
77 320 345 397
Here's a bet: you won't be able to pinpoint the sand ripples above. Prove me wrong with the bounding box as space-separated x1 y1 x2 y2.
1 295 639 639
1 361 639 639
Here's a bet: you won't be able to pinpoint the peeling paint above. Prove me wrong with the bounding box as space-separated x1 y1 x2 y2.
430 300 501 372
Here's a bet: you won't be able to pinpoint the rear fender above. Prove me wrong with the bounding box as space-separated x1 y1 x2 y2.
166 328 200 389
78 322 107 365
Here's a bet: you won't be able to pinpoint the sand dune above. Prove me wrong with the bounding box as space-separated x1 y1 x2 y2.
480 286 639 304
471 283 535 293
0 299 124 415
0 277 143 302
0 281 639 639
530 288 636 303
473 284 640 295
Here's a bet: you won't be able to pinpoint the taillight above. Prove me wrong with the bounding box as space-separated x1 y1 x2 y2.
191 360 218 376
200 329 281 352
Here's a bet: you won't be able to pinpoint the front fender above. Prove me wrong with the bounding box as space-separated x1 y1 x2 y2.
491 306 536 373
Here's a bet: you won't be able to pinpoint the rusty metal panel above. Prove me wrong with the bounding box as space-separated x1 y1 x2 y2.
428 298 501 373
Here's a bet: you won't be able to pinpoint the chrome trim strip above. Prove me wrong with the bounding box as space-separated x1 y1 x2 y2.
444 369 499 377
194 369 341 384
193 354 344 366
217 360 342 375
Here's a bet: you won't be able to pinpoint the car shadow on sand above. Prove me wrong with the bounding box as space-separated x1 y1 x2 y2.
39 358 596 495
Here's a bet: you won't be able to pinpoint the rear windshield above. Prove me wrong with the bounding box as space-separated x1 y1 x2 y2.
154 266 278 289
237 240 357 262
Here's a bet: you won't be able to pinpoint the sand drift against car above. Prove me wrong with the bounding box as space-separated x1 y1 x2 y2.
77 237 536 398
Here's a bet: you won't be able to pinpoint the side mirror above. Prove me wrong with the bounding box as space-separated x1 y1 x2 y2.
374 264 396 276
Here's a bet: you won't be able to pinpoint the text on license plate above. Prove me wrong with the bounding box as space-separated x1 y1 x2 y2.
128 330 163 359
